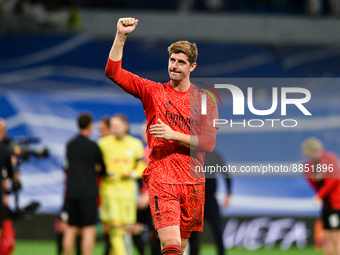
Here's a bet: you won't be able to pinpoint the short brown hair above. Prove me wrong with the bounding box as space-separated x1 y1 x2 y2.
100 117 111 128
111 113 129 134
168 41 198 65
301 137 324 157
77 113 93 130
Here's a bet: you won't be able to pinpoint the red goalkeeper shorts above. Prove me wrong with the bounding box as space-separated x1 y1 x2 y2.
147 181 205 239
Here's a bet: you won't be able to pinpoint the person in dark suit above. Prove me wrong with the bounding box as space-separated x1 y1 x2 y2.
189 150 231 255
62 113 106 255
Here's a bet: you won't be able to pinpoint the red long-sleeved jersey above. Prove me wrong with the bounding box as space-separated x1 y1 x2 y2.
304 151 340 210
105 58 218 185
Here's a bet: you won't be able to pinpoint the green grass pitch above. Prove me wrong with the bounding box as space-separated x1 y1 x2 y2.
14 240 323 255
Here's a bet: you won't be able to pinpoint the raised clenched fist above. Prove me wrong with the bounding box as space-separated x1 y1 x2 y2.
117 17 138 36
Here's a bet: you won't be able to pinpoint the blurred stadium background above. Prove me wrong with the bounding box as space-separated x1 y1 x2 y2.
1 0 340 254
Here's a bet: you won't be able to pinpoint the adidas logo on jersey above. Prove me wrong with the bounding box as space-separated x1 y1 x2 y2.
165 101 172 107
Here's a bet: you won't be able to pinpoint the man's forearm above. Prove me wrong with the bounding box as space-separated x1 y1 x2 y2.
172 131 198 150
109 18 138 61
172 131 216 153
149 119 216 151
109 33 127 61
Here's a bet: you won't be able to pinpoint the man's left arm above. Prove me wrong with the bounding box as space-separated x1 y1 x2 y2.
149 118 217 153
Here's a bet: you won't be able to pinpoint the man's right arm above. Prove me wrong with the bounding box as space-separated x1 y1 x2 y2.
105 18 155 103
108 17 138 62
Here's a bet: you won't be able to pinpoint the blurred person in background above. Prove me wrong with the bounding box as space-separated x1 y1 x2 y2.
0 0 81 30
0 0 19 15
178 0 227 12
301 137 340 255
189 150 231 255
203 0 228 12
55 208 81 255
62 113 106 255
97 116 112 255
99 117 112 138
0 118 20 186
57 116 111 255
177 0 195 12
98 114 144 255
0 118 20 255
307 0 340 17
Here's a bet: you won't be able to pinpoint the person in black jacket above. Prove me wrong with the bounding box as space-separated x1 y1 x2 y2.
189 150 231 255
0 119 13 237
62 113 106 255
0 118 21 254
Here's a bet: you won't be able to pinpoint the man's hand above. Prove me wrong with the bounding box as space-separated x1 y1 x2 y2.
150 118 198 149
117 17 138 36
108 17 138 61
149 119 175 141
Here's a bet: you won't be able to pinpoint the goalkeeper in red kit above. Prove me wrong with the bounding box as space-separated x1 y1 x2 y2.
105 18 218 255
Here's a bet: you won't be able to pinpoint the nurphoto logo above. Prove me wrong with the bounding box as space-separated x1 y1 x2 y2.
200 84 312 128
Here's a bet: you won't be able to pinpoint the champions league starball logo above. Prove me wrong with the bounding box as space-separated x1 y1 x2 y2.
199 84 312 128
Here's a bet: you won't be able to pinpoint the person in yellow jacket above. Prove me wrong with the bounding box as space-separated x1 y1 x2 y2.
98 114 144 255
